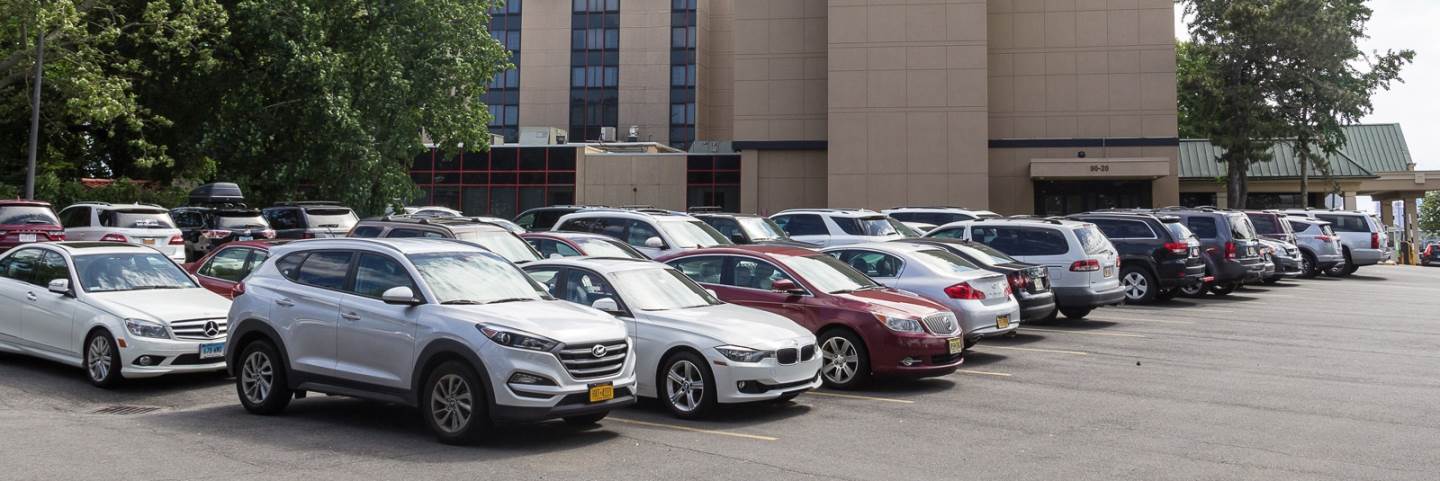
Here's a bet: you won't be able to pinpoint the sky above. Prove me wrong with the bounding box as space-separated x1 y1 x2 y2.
1173 0 1440 171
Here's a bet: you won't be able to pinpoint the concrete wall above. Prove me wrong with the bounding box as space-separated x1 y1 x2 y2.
575 153 689 209
741 149 828 214
698 0 736 141
619 0 674 144
518 1 572 132
732 0 829 142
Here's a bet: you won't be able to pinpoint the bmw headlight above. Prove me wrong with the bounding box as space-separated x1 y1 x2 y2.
476 324 559 352
877 315 925 333
715 345 771 363
124 318 170 339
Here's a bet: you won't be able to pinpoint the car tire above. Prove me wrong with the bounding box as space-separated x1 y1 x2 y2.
236 340 292 415
1299 252 1319 278
422 360 491 445
1060 307 1092 319
818 328 871 390
563 412 610 426
1326 250 1353 277
659 351 718 419
84 330 123 388
1156 288 1182 301
1119 267 1157 304
1209 282 1238 296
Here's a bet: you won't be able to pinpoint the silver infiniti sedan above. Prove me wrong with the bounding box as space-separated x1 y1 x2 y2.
822 242 1021 347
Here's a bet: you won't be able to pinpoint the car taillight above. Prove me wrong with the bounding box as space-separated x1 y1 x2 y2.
1224 241 1237 260
944 282 986 300
259 230 276 239
1371 232 1380 249
1163 241 1189 256
1069 259 1101 272
1004 284 1013 297
1315 235 1333 242
100 233 128 243
231 281 246 297
201 229 232 239
1006 272 1026 291
48 232 65 241
169 234 185 245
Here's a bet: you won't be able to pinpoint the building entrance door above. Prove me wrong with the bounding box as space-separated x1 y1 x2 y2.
1034 180 1152 216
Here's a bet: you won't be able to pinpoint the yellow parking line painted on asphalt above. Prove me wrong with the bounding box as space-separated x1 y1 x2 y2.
1117 307 1234 315
808 391 916 404
1092 315 1195 325
608 417 779 441
957 369 1013 377
984 345 1089 356
1021 327 1148 338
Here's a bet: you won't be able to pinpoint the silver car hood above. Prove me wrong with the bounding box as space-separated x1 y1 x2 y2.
642 303 814 350
441 299 627 344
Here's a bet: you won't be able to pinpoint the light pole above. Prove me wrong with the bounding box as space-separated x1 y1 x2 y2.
25 25 45 200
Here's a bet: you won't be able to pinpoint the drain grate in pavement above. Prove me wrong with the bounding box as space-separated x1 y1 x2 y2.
92 405 162 415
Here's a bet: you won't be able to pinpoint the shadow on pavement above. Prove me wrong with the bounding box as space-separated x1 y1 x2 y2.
0 353 229 410
959 351 1008 368
626 396 813 428
978 332 1047 347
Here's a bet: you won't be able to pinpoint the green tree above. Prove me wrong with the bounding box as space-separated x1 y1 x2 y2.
1420 191 1440 237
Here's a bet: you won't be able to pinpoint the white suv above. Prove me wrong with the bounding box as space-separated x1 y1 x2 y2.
925 218 1123 319
522 257 820 418
769 208 911 247
0 242 232 387
1283 209 1389 276
58 203 185 262
226 238 637 444
551 209 731 258
881 207 1001 233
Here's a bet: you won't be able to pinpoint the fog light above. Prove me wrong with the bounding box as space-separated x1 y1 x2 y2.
737 381 748 390
900 357 921 367
507 372 555 386
136 355 156 366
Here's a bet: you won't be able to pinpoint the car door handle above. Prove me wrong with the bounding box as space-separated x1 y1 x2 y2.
25 292 37 301
275 299 295 307
341 312 361 321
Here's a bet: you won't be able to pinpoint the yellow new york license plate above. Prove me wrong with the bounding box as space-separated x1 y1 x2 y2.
588 383 614 403
947 338 964 355
996 315 1010 329
142 238 156 245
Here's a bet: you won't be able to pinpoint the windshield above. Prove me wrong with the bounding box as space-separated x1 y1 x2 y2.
737 217 788 241
408 252 548 304
217 213 268 229
659 220 731 248
576 237 646 259
889 218 922 237
833 216 902 237
911 249 979 274
455 230 542 263
304 208 358 230
1163 222 1197 243
1074 225 1112 255
74 253 196 293
0 206 58 225
102 210 175 229
777 254 880 294
610 268 722 310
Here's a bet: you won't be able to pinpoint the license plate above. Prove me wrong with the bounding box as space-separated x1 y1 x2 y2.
588 382 614 403
199 342 225 359
237 236 253 241
1103 266 1114 277
142 238 156 245
18 234 36 242
996 314 1010 329
1037 277 1048 290
947 337 964 355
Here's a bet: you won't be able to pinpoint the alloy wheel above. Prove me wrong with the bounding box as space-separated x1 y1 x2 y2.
87 336 111 382
821 336 859 384
664 360 705 413
430 374 473 434
241 351 274 405
1180 282 1205 296
1301 255 1313 275
1122 272 1149 301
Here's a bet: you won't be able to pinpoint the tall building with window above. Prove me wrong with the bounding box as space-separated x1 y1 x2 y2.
419 0 1181 217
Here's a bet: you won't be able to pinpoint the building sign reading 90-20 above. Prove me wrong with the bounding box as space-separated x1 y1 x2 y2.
1088 164 1110 173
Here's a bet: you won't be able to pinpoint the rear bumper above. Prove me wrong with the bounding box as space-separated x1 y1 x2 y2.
1052 284 1125 308
1156 260 1206 289
1215 259 1266 283
1349 248 1386 267
1018 291 1057 321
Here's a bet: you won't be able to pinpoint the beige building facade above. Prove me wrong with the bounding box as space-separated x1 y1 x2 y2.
417 0 1181 218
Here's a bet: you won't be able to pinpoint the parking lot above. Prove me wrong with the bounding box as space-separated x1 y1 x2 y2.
1 265 1436 481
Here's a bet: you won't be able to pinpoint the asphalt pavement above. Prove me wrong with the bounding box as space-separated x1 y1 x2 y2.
2 266 1438 481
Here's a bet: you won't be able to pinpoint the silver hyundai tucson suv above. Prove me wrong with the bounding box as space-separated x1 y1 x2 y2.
225 238 637 444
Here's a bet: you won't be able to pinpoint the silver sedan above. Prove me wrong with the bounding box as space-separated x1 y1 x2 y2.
822 242 1021 347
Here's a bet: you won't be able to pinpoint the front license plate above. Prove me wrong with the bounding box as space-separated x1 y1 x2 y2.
947 337 964 355
18 234 36 242
996 315 1010 329
237 236 253 242
199 342 225 359
588 382 614 403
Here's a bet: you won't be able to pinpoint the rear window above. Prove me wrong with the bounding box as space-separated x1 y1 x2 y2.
1088 218 1156 239
1228 214 1257 240
1315 214 1370 233
216 213 268 229
1162 222 1195 241
1073 225 1112 255
772 214 826 236
971 226 1069 256
100 210 175 228
910 249 980 274
1186 217 1219 239
304 208 358 229
0 206 59 225
832 216 900 236
1246 213 1285 235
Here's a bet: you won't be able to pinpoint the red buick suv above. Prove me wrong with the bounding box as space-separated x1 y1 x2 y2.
0 200 64 251
658 245 965 389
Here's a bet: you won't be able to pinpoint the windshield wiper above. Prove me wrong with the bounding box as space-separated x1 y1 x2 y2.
129 285 187 291
441 299 484 305
483 297 534 305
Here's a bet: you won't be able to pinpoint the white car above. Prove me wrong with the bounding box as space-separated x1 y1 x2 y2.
523 257 821 418
552 209 732 258
58 203 186 262
882 207 1001 227
391 206 463 218
769 208 912 247
0 242 231 387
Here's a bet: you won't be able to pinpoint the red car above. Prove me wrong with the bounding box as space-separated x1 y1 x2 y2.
657 245 966 389
0 200 64 251
183 240 292 298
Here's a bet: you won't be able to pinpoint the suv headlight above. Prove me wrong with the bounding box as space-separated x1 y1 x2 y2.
124 318 170 339
715 345 771 363
877 315 925 333
476 324 559 352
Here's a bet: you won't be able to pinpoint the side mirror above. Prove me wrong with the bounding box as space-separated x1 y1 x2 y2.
48 279 72 296
591 297 621 313
705 288 718 298
644 236 665 249
548 252 565 259
729 233 746 244
381 286 422 305
770 279 805 295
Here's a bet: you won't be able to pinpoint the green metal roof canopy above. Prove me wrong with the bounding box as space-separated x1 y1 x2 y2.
1180 124 1413 180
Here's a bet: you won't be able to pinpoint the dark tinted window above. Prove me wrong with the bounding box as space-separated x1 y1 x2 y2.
1089 218 1156 239
971 226 1069 256
1186 217 1219 239
199 247 254 282
927 227 966 240
99 209 174 228
1246 213 1284 235
669 256 724 284
350 226 384 238
59 207 90 228
1286 220 1314 234
530 238 581 258
1315 214 1369 233
562 270 619 307
625 220 661 247
295 251 351 289
702 217 743 241
772 214 826 236
351 253 416 298
1 206 61 226
265 209 302 230
0 249 45 285
388 228 446 239
275 253 307 281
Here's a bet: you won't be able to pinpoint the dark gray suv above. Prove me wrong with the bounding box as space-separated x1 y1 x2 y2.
1155 208 1266 296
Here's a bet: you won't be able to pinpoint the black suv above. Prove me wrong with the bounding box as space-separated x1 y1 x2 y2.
894 237 1057 322
689 211 817 247
1068 211 1205 303
170 182 273 261
513 205 607 231
349 216 542 264
1155 207 1266 296
262 202 359 239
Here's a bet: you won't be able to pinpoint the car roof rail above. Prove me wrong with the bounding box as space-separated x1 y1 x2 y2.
273 201 345 207
687 205 726 213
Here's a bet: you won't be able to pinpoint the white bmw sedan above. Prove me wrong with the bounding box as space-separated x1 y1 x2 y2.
0 242 232 387
523 257 821 418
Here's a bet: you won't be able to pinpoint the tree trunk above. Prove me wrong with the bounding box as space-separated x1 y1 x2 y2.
1298 140 1310 208
1227 158 1248 209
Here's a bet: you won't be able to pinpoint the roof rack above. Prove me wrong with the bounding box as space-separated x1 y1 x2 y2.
981 216 1065 225
687 205 725 213
273 201 346 207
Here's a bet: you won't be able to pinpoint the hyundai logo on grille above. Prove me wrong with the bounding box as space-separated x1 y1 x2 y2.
203 321 221 338
591 344 608 358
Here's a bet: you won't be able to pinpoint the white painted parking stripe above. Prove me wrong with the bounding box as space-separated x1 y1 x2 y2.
957 369 1012 377
1091 315 1195 325
1021 327 1148 338
609 417 779 441
808 391 916 404
983 345 1089 356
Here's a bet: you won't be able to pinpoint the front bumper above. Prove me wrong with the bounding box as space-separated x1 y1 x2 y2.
868 332 965 378
1269 256 1303 277
483 342 639 423
118 335 228 379
1052 284 1125 308
711 353 823 404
